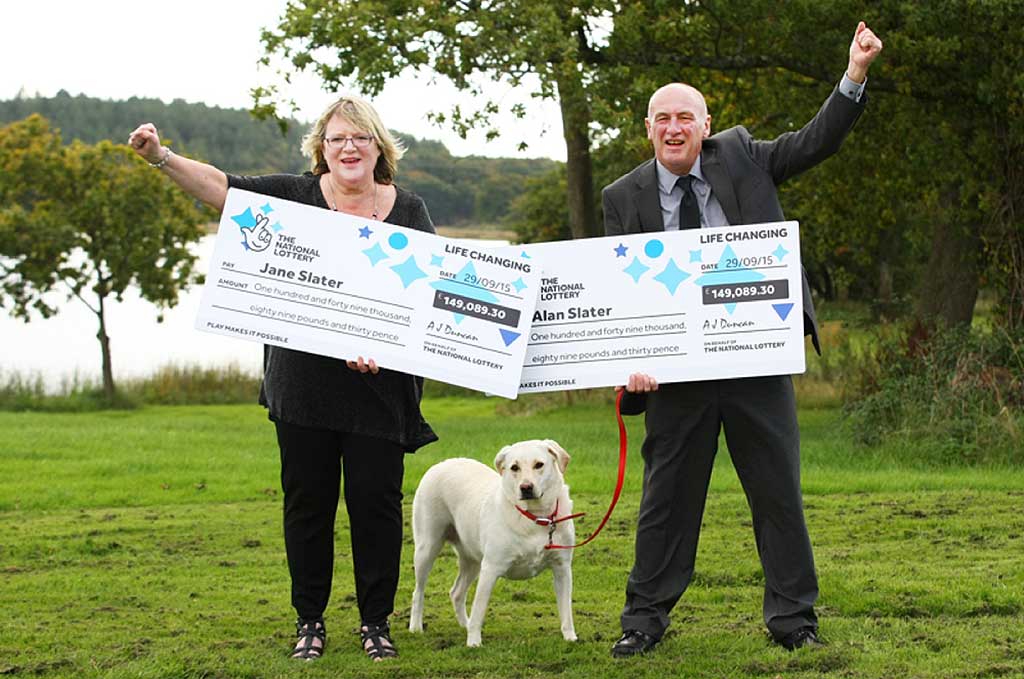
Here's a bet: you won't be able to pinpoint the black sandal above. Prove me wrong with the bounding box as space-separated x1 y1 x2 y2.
360 621 398 661
292 617 326 660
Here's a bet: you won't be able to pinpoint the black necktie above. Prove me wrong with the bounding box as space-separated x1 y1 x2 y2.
675 175 701 230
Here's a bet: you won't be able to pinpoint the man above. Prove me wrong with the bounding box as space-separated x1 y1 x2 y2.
603 22 883 657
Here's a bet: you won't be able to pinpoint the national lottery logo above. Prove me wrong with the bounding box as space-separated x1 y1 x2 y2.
231 201 284 253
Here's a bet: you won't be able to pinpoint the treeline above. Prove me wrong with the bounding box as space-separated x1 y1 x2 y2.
0 91 557 226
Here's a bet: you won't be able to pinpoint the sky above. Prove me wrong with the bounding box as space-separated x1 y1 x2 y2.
1 0 566 160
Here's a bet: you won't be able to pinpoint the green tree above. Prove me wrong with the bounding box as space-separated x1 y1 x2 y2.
256 0 611 239
0 116 208 399
594 0 1023 329
507 165 570 243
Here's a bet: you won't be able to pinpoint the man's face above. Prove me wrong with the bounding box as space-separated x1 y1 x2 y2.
645 85 711 175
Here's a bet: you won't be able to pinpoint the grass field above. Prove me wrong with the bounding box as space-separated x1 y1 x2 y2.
1 398 1023 678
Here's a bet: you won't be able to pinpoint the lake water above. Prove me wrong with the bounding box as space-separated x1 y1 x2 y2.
0 236 263 391
1 230 511 392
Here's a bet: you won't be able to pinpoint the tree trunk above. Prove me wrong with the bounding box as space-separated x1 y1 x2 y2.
878 259 893 305
96 295 116 400
555 69 597 239
914 209 981 328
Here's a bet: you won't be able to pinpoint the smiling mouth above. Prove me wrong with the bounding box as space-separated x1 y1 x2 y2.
665 139 686 146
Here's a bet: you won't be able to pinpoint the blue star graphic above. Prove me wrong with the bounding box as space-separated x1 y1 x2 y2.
271 222 284 233
694 245 766 315
390 256 428 288
362 242 389 266
512 277 527 293
358 226 373 239
231 207 257 229
689 249 703 263
261 202 273 215
623 256 651 283
430 254 444 267
653 258 691 295
614 243 628 257
430 262 501 324
520 251 531 259
772 243 790 261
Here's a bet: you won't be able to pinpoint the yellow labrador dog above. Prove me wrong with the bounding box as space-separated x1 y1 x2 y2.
408 439 577 647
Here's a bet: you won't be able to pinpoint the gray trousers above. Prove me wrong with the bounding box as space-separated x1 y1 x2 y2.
621 375 818 641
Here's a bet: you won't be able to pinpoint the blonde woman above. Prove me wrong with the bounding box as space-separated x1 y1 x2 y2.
129 96 437 662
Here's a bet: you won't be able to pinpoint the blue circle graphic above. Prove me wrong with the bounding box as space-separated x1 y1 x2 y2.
389 232 409 250
644 239 665 258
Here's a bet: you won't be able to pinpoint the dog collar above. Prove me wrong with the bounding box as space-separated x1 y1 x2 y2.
515 500 585 528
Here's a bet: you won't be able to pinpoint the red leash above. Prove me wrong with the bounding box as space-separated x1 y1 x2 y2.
543 389 628 550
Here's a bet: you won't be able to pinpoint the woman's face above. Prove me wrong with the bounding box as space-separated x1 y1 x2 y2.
322 113 380 186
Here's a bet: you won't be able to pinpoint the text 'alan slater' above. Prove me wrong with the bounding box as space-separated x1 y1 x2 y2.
533 306 612 321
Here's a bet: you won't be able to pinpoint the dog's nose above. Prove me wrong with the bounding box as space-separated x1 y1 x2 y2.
519 482 535 499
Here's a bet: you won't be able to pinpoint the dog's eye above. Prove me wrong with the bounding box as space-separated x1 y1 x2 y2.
534 462 544 470
510 464 519 472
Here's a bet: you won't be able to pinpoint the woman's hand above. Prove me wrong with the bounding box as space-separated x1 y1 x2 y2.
127 123 165 164
126 122 229 210
346 356 380 375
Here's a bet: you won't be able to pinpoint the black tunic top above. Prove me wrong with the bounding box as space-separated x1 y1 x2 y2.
226 172 438 452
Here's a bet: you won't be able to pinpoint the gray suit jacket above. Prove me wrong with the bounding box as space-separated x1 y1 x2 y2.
603 87 865 413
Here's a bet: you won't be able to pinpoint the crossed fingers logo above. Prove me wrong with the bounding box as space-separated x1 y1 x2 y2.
231 203 282 253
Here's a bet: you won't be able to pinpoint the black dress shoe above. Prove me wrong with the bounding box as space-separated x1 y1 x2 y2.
611 629 659 658
779 627 824 650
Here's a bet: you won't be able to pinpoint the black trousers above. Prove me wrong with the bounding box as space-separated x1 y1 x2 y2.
621 375 818 641
275 421 405 624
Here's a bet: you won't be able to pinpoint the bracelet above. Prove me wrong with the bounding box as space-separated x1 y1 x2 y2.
149 147 172 169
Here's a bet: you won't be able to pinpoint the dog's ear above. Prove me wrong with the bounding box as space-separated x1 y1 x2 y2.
545 440 571 473
494 446 511 474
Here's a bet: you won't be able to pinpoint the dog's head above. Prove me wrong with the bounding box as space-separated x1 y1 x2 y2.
494 439 570 503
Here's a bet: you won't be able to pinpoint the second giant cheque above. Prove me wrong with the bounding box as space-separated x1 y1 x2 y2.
518 222 807 393
195 189 542 398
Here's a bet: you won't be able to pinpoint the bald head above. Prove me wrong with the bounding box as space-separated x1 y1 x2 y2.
647 83 708 119
645 83 711 175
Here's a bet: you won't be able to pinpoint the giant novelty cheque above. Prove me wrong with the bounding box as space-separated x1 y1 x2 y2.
196 190 806 398
517 223 806 393
195 189 542 399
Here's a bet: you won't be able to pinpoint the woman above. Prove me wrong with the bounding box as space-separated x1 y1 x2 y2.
128 96 438 662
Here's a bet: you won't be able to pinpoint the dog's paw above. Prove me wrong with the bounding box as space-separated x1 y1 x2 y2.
563 631 578 642
466 633 482 647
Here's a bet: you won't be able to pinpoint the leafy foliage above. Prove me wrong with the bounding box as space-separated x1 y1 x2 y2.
840 323 1024 464
0 92 558 226
0 115 208 399
592 0 1024 328
0 90 309 174
257 0 610 237
507 165 571 243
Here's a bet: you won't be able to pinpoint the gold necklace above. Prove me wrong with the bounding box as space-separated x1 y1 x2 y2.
326 177 379 220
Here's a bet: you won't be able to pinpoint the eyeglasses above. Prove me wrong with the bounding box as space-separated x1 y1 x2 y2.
323 134 375 149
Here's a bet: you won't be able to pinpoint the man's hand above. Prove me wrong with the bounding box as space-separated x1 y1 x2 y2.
615 372 658 394
847 21 883 84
